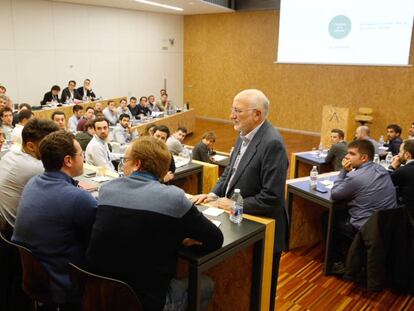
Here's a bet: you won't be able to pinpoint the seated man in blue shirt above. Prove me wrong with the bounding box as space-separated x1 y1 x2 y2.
87 136 223 311
324 139 397 274
12 131 97 307
112 113 136 145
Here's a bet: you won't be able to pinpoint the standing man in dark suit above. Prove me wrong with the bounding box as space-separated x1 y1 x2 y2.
194 89 289 311
77 78 96 101
60 80 82 104
390 139 414 215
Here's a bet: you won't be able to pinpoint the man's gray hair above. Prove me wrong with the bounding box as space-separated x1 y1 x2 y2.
234 89 269 118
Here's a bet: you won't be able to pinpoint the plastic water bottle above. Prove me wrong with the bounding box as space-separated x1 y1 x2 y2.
379 135 385 146
310 166 318 190
229 189 243 224
385 152 393 166
373 154 380 165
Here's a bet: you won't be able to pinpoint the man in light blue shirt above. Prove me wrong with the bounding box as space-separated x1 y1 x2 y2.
327 139 397 274
102 100 118 126
67 104 84 133
85 117 115 171
112 114 136 145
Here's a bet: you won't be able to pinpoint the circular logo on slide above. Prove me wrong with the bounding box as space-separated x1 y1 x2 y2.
329 15 352 39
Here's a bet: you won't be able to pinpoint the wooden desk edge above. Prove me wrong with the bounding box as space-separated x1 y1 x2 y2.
186 195 275 311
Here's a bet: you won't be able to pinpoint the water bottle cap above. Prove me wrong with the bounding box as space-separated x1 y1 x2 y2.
234 188 240 193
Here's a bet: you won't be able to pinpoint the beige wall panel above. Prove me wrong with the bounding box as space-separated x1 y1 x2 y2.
184 11 414 141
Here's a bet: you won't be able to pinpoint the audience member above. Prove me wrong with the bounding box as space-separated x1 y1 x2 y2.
137 96 151 118
0 119 59 226
385 124 403 156
12 103 31 126
327 139 397 274
116 98 132 119
408 122 414 140
0 107 14 140
153 125 176 182
193 89 289 311
166 127 187 155
113 114 136 145
0 127 5 150
10 109 34 145
148 94 161 112
12 131 97 306
0 85 6 94
355 125 379 154
390 140 414 215
94 102 103 113
68 104 84 133
0 95 8 109
85 117 115 171
192 131 216 163
325 129 347 171
77 79 96 100
86 136 223 311
51 110 66 130
61 80 82 103
128 97 139 119
156 93 173 111
76 106 95 132
75 120 95 151
160 88 167 96
41 85 61 105
144 124 157 136
102 100 118 125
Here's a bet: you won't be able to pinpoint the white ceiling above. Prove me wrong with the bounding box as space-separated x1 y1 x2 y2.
51 0 234 15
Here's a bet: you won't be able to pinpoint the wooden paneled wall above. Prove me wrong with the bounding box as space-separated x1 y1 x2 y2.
184 11 414 141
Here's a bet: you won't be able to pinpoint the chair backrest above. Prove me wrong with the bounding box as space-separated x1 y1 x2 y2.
0 230 54 304
68 262 143 311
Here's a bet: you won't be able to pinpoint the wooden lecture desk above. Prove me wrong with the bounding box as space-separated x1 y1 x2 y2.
32 97 126 124
289 150 334 179
286 171 341 275
131 109 195 135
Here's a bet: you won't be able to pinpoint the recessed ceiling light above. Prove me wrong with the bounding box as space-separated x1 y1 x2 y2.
135 0 184 12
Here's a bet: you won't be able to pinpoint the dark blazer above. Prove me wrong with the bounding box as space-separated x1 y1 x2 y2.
60 87 82 103
136 104 151 117
325 141 347 171
77 87 96 100
212 121 289 253
41 91 61 105
386 137 403 156
345 207 414 293
192 141 211 163
391 161 414 215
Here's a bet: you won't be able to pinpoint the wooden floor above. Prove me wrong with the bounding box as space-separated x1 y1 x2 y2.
184 118 414 311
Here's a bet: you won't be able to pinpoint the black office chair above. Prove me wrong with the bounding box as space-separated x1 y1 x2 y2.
345 207 414 293
0 214 31 311
0 228 58 310
68 262 143 311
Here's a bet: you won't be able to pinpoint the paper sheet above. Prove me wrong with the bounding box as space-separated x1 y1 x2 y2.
202 207 225 217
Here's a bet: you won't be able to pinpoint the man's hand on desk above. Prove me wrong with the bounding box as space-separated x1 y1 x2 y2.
191 193 218 204
215 198 233 211
182 238 203 247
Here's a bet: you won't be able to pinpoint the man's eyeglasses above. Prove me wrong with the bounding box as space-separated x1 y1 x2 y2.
119 157 132 166
230 107 257 115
